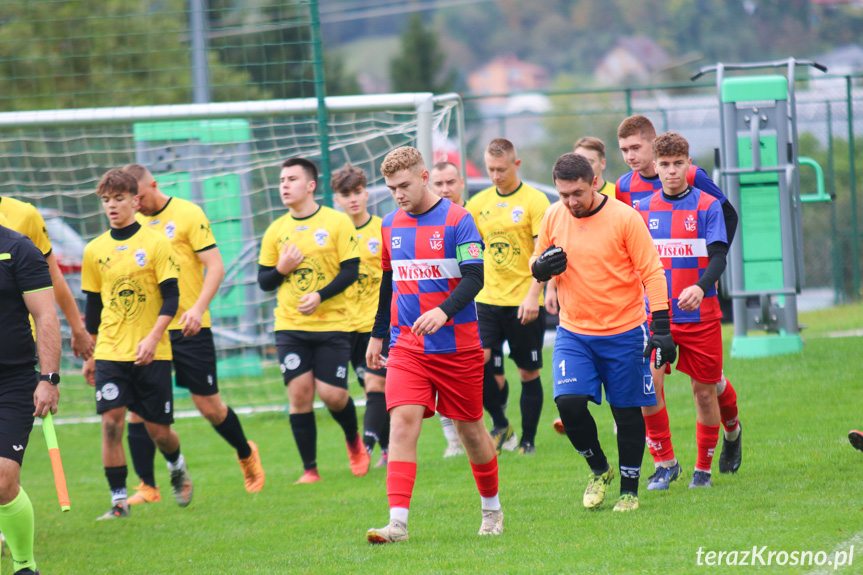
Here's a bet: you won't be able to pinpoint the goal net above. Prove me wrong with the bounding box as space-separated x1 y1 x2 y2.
0 94 463 419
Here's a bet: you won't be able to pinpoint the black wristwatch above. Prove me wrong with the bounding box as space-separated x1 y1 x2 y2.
39 372 61 386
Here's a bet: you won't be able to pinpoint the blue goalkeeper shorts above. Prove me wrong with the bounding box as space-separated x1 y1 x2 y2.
551 323 657 408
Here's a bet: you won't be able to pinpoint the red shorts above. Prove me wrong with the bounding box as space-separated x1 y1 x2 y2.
670 320 723 383
385 346 484 421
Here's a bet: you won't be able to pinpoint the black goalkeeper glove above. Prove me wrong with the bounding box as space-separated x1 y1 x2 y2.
643 309 677 369
531 245 567 282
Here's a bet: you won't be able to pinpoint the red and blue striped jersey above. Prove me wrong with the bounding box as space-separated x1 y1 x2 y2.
637 188 727 323
381 198 485 354
616 165 726 210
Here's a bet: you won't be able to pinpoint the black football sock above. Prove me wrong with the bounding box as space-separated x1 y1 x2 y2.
329 397 359 443
126 421 157 487
379 409 391 451
519 377 543 445
363 392 387 452
105 465 128 503
483 360 508 429
556 394 608 473
289 412 317 470
213 406 252 459
500 379 510 407
160 446 181 465
611 405 646 496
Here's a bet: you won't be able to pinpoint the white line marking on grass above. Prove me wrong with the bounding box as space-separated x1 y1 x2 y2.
826 328 863 338
804 531 863 574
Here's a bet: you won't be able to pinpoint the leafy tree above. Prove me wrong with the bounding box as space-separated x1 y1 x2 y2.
0 0 266 111
207 1 360 99
389 14 455 93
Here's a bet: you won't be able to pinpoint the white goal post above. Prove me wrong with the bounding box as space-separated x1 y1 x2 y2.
0 93 465 417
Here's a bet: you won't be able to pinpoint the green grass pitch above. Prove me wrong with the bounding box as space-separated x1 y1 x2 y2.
5 303 863 574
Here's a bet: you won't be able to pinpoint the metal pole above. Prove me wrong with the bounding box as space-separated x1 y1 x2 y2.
308 0 332 207
827 101 843 304
847 75 860 298
416 95 434 169
189 0 211 104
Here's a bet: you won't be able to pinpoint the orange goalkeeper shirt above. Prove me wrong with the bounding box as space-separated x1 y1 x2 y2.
531 196 668 336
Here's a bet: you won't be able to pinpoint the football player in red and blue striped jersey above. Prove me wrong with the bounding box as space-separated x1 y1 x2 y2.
365 146 503 544
637 133 742 489
616 115 739 244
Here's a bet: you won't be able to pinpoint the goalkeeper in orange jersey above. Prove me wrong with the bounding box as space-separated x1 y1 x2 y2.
531 152 671 512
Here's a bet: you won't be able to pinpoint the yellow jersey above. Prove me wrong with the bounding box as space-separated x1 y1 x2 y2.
82 225 179 361
467 182 550 306
136 197 216 331
0 196 52 255
349 215 383 333
598 180 615 197
259 206 359 332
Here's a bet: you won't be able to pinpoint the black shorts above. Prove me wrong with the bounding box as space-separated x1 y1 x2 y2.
350 332 388 387
477 303 546 371
170 328 219 397
95 360 174 425
276 330 352 389
0 366 38 465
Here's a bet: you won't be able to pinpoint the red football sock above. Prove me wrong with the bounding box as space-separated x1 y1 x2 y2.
644 407 675 464
717 378 740 432
695 422 720 472
470 456 499 498
387 460 417 509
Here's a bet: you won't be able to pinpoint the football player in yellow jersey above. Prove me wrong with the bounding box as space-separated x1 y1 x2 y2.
81 169 193 520
549 136 615 434
258 158 368 484
0 195 94 360
468 138 550 455
117 165 264 504
331 163 390 469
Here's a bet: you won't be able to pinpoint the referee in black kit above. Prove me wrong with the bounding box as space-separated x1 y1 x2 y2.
0 222 62 575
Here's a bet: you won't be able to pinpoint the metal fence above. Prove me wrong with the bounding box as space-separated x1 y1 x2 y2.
463 74 863 304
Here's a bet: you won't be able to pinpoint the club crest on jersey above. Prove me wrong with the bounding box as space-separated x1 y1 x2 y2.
314 228 329 246
165 221 176 239
649 219 660 230
429 230 444 251
368 237 380 255
134 248 147 267
684 214 697 232
511 206 524 223
392 236 401 249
